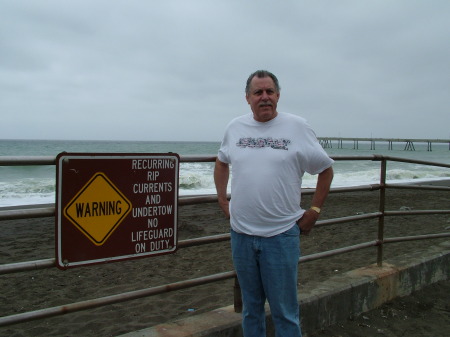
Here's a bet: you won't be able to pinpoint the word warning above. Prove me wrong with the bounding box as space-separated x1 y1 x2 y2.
56 153 179 269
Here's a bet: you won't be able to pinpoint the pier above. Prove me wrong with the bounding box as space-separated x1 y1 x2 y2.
318 137 450 151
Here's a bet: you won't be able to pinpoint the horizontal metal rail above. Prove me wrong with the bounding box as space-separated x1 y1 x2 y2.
299 240 380 263
0 156 56 166
0 270 237 327
1 154 449 167
0 232 231 275
331 155 380 161
0 196 222 220
0 258 56 274
382 155 450 168
316 212 382 227
178 155 217 162
383 232 450 243
386 183 450 191
0 155 216 166
300 232 450 264
0 207 55 221
177 233 230 248
326 184 381 194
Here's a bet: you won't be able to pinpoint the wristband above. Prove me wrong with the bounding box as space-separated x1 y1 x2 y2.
310 206 321 214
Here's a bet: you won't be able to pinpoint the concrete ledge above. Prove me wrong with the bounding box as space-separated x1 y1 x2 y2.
117 241 449 337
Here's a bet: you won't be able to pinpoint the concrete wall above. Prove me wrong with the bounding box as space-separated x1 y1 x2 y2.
118 240 449 337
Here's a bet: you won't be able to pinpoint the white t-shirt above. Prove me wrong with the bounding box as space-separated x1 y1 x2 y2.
218 112 333 237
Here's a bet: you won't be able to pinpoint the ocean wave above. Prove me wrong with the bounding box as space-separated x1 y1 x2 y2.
386 168 450 181
303 167 450 188
179 162 215 190
179 173 214 189
0 178 56 207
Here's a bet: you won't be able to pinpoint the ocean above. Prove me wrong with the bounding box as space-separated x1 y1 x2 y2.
1 139 449 207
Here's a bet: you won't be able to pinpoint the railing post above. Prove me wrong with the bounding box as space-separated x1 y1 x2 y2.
233 276 242 313
377 158 387 266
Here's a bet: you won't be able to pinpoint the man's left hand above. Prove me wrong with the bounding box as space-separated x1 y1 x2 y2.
297 209 320 235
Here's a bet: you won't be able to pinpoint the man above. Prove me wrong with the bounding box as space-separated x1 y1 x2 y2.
214 70 334 336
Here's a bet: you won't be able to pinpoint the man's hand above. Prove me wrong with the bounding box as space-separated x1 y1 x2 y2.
297 209 320 235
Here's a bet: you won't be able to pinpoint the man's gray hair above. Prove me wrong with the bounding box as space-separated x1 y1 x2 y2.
245 70 281 95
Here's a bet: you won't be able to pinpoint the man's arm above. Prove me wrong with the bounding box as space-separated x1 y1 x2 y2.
214 158 230 218
298 166 333 235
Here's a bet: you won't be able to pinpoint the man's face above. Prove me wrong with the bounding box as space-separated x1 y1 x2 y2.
246 76 280 123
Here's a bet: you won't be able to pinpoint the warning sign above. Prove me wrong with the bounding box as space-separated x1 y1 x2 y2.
56 153 179 269
64 172 132 246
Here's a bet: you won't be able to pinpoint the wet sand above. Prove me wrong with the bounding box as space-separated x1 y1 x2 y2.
0 186 449 337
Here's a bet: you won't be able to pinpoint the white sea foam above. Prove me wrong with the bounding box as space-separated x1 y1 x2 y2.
1 165 449 207
0 179 55 207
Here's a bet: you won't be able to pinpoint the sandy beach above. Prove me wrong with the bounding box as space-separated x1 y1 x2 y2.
1 186 449 337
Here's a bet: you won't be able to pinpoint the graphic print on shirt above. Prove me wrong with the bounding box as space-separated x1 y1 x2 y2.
236 137 291 150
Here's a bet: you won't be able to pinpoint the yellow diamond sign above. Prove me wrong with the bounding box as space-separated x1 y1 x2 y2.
64 172 132 246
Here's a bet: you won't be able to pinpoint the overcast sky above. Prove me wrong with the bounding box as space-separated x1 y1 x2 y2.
1 1 449 142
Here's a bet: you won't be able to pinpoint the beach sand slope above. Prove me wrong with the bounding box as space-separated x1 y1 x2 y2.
0 188 449 337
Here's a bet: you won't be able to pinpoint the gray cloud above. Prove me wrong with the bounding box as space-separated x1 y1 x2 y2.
1 0 449 141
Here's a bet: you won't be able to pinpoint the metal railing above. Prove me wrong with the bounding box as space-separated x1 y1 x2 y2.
0 154 449 327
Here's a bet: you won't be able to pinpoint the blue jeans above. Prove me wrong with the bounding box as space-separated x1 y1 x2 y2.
231 225 302 337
